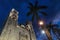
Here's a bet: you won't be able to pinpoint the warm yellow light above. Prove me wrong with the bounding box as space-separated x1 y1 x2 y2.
39 21 44 25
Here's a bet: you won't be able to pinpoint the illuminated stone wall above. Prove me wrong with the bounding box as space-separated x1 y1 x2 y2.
0 9 36 40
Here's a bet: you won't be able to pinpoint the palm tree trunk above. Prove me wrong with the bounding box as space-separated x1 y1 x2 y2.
44 29 52 40
41 26 52 40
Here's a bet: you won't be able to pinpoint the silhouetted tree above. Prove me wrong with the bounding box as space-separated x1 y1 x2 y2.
27 1 54 40
27 1 47 22
46 21 59 40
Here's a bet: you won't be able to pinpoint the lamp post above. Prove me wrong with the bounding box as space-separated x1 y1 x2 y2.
39 21 46 35
39 21 52 40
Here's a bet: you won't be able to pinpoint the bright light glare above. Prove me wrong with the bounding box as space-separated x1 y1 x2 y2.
41 30 45 34
39 21 44 25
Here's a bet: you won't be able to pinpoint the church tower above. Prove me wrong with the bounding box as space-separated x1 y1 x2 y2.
0 9 19 40
0 9 36 40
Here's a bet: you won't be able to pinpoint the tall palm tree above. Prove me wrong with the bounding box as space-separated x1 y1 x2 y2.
46 21 59 40
27 1 53 40
27 1 47 22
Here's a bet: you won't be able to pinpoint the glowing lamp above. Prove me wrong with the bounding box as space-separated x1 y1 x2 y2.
41 30 45 34
39 21 44 25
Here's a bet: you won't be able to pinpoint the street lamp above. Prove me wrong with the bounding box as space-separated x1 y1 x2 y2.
39 21 45 34
39 21 52 40
39 21 44 26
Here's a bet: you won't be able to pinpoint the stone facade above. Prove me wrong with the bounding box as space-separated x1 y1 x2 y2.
0 9 36 40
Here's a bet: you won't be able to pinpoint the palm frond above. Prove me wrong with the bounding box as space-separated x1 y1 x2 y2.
35 1 38 7
52 24 59 27
49 22 52 25
40 12 48 16
27 1 48 22
38 6 47 9
27 12 32 16
29 2 33 8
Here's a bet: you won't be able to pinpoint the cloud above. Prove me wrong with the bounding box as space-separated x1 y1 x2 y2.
53 12 60 25
52 12 60 29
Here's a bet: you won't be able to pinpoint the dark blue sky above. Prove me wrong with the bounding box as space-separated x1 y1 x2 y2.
0 0 60 40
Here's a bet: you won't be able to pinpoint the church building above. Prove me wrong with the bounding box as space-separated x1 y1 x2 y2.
0 9 36 40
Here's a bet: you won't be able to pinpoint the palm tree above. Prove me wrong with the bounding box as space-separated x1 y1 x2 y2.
27 1 60 40
26 1 55 40
27 1 47 22
53 28 60 40
46 21 59 40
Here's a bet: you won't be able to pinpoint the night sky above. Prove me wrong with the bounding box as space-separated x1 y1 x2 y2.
0 0 60 40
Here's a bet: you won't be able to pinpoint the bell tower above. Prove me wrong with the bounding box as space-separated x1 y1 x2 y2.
9 9 18 21
8 8 18 25
0 9 19 40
